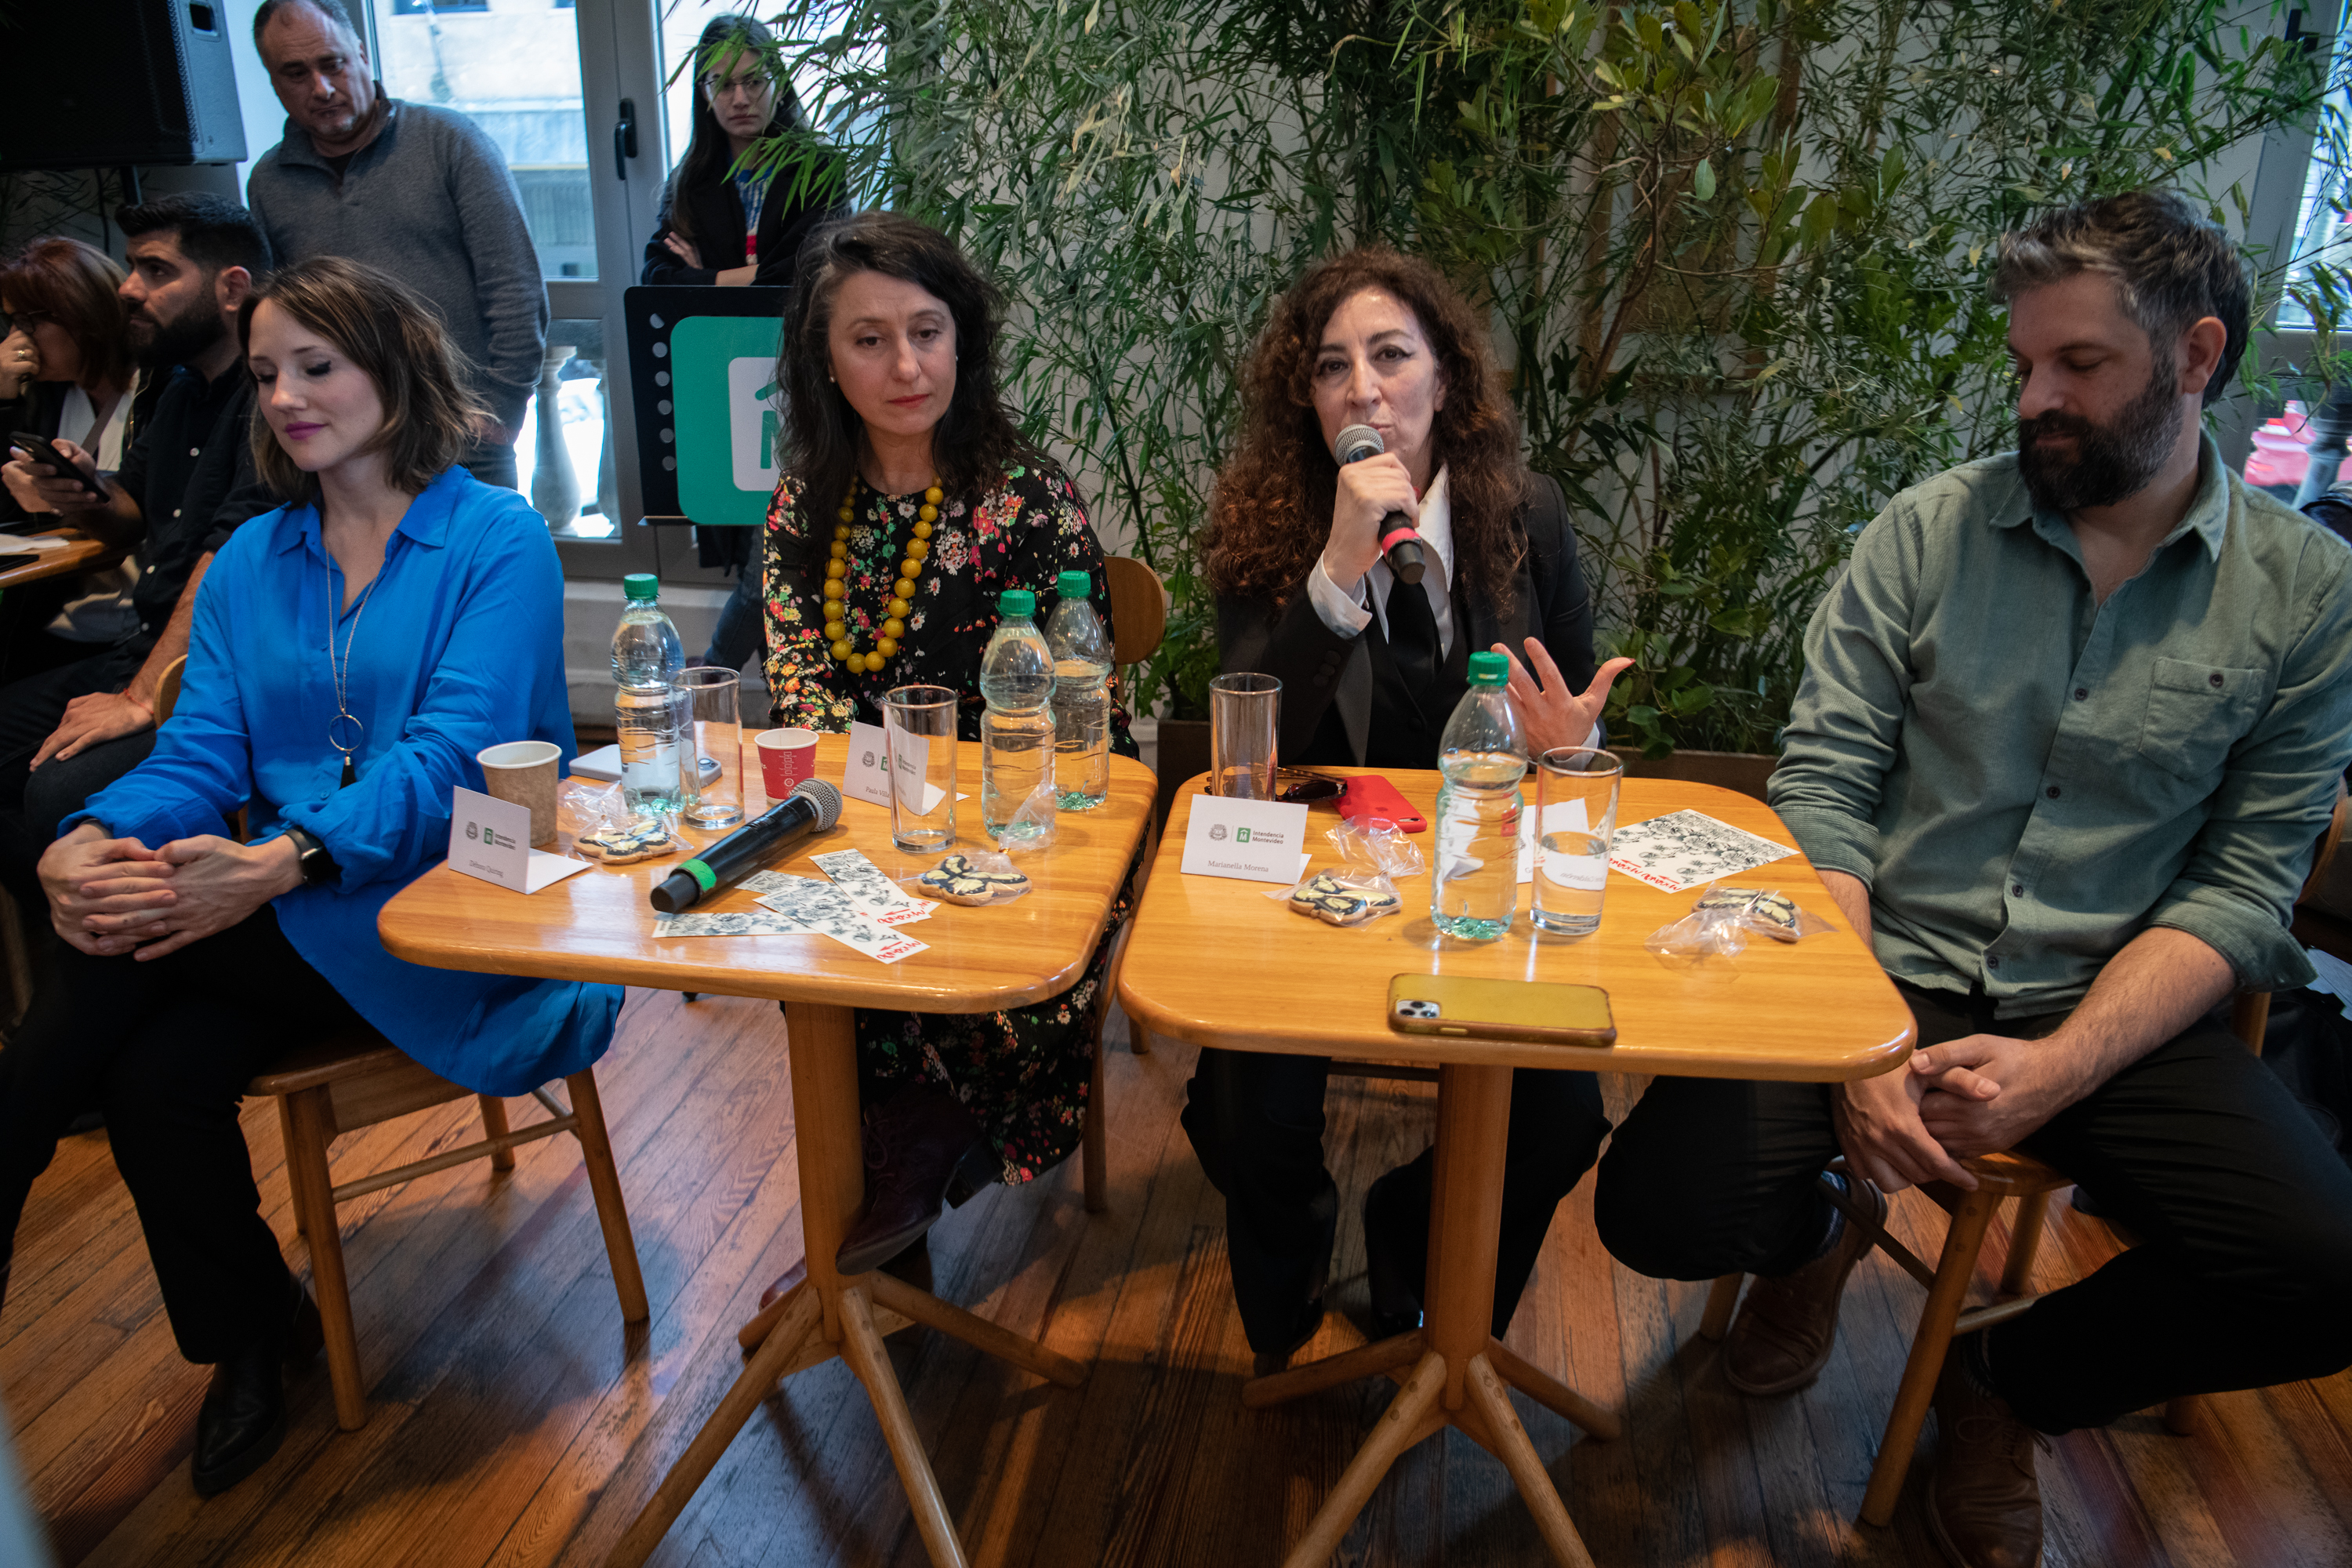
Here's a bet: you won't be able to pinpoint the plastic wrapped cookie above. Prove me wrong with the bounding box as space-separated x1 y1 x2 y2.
916 852 1032 906
1691 885 1806 941
1288 870 1402 926
574 821 683 865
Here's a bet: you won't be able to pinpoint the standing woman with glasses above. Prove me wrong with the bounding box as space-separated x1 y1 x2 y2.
756 211 1134 1287
9 255 617 1497
643 13 849 677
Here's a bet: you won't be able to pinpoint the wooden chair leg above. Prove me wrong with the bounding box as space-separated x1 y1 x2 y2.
1698 1274 1743 1341
1860 1185 2002 1528
478 1095 517 1173
274 1098 307 1239
1081 1029 1108 1215
284 1086 367 1431
564 1069 649 1323
2000 1189 2052 1297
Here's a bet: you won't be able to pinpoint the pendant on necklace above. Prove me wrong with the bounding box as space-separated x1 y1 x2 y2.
339 752 358 788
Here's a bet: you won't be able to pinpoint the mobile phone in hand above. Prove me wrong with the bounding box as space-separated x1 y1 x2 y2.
6 432 103 499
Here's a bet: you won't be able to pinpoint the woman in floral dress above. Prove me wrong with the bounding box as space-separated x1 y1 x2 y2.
760 211 1138 1276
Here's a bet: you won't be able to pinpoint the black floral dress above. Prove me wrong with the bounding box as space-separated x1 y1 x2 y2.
762 463 1141 1184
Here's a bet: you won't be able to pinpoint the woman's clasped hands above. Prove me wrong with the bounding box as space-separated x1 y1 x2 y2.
40 822 303 960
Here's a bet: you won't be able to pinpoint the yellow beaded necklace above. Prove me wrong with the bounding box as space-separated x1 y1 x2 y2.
824 474 942 673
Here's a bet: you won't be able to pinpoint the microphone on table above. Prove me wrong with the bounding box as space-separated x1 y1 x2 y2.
1333 422 1426 587
649 779 844 913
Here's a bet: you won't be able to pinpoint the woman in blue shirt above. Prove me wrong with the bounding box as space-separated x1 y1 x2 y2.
7 255 619 1498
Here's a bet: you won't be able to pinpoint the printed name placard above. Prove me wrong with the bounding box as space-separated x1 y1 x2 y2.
1179 794 1312 883
448 786 592 894
840 719 957 811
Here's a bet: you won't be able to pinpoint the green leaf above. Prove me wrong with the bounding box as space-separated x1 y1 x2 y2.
1692 157 1715 200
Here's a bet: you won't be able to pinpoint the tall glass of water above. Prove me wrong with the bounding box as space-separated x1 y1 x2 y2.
677 666 744 829
1209 673 1279 798
884 684 960 852
1531 747 1623 936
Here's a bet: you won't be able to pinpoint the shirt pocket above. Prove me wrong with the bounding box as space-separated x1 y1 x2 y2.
2137 656 2267 779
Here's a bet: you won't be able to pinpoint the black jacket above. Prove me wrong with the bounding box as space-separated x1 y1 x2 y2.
1215 472 1600 766
639 155 848 288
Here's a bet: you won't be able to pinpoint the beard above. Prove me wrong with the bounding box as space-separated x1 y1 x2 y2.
2015 355 2185 514
127 291 227 371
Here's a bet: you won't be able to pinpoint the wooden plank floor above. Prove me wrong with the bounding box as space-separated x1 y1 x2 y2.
7 987 2350 1566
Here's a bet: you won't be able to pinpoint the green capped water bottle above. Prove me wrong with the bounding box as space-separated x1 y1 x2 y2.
978 589 1057 840
1045 569 1112 810
1430 650 1526 940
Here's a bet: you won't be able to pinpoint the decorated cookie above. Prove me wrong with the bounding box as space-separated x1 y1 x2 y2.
1288 871 1402 926
575 821 684 865
916 854 1032 906
1693 886 1803 940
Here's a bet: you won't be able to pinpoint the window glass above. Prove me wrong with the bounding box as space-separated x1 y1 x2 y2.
365 0 596 279
516 319 619 539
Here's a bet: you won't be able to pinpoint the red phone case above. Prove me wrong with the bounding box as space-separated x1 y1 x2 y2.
1339 774 1427 833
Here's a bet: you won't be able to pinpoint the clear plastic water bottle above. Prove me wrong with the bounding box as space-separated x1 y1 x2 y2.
978 588 1057 840
1045 568 1112 811
1431 650 1526 940
612 573 691 817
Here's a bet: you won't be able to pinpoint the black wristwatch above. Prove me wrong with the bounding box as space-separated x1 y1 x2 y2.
281 826 340 887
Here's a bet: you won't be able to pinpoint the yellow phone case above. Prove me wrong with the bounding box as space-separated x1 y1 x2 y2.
1387 974 1617 1046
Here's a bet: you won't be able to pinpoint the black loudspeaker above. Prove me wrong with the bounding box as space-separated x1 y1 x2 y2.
0 0 248 172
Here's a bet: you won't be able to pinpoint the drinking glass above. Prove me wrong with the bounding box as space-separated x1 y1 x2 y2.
1531 747 1623 936
1209 673 1279 799
883 684 960 851
677 666 744 829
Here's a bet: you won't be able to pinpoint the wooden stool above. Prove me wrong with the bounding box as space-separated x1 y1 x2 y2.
248 1027 648 1430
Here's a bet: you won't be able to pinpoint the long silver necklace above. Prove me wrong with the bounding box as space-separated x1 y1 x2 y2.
327 548 385 788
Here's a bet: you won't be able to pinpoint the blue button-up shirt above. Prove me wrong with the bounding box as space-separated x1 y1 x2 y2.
1768 437 2352 1016
71 467 620 1095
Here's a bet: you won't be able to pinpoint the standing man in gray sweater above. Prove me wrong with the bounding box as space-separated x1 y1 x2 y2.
245 0 546 488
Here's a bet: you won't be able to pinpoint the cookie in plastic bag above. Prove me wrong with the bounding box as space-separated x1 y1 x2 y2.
1288 869 1402 926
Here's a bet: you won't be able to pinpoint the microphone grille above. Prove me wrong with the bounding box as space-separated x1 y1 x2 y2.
1334 423 1384 463
791 777 844 829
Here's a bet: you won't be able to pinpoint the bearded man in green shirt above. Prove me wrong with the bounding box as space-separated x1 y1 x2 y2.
1595 190 2352 1568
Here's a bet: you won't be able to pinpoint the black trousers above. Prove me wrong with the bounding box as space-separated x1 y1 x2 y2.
0 906 361 1363
0 643 144 813
1593 979 2352 1434
1183 1047 1610 1352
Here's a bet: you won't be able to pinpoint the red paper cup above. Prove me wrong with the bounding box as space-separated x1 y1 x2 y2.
755 728 819 799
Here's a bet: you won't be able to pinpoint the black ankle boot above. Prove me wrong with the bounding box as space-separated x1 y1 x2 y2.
1363 1169 1425 1341
836 1084 994 1276
191 1276 324 1497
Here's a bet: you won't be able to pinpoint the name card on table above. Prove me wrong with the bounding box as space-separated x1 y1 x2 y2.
448 786 592 895
1180 794 1312 883
840 719 959 811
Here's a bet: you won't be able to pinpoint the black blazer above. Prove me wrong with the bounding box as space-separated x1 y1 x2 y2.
639 154 848 288
1215 472 1601 765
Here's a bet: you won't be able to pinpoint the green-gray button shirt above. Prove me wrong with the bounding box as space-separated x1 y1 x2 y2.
1766 437 2352 1016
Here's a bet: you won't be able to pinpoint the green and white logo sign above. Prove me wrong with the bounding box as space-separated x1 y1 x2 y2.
672 315 786 529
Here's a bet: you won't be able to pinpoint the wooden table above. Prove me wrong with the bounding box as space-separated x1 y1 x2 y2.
377 732 1154 1568
1116 773 1915 1567
0 527 115 590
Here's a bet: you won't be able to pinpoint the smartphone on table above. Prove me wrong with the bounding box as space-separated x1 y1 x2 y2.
1387 974 1617 1045
1339 774 1428 833
5 432 104 501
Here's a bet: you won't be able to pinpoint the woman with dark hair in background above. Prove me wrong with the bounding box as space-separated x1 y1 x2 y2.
0 239 141 669
644 13 848 676
10 255 616 1497
757 210 1134 1286
1186 246 1630 1374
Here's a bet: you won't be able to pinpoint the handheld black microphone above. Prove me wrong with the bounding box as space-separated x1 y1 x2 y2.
649 778 844 913
1333 422 1427 587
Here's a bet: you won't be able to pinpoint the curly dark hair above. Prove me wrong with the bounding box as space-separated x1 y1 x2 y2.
1202 246 1526 609
773 211 1055 542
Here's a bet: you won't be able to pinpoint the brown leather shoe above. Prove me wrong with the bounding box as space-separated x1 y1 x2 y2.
1927 1348 2045 1568
835 1084 993 1276
1722 1172 1886 1395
